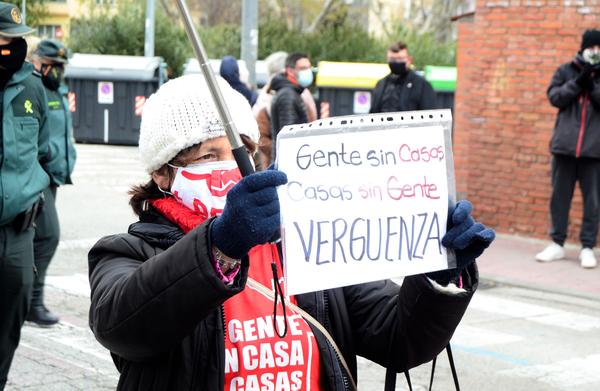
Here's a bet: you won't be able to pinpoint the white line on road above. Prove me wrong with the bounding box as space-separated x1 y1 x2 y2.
46 273 91 297
57 238 100 251
498 353 600 388
470 293 600 332
452 324 523 347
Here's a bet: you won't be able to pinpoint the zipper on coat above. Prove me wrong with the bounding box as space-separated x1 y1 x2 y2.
321 292 352 391
576 93 588 157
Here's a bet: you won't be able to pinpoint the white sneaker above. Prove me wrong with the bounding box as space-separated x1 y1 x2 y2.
535 243 565 262
580 248 598 269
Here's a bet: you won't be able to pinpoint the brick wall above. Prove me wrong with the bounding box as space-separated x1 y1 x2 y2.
454 1 600 243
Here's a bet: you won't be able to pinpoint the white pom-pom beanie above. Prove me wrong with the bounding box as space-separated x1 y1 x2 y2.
139 74 260 174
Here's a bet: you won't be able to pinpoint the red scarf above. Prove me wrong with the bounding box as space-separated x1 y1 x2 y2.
150 197 323 389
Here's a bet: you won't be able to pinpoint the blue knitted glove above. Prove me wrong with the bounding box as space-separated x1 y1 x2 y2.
426 200 495 285
210 170 288 259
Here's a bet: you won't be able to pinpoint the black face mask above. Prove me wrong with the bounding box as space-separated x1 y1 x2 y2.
40 64 63 91
0 38 27 78
388 61 408 76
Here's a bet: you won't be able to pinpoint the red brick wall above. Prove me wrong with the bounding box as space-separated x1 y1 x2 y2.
455 1 600 243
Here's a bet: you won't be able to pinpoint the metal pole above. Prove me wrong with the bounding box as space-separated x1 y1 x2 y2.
174 0 255 176
144 0 155 57
21 0 26 23
241 0 258 86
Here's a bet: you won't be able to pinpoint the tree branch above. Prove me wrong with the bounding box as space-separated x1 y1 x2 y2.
305 0 336 33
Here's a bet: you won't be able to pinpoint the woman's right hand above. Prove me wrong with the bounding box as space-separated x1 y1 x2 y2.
210 170 288 259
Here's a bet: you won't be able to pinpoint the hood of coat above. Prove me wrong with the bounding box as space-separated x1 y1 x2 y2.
219 56 241 84
128 207 185 250
269 73 303 94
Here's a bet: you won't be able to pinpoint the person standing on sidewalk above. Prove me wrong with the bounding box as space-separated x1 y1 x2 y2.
26 39 77 326
0 3 51 389
536 29 600 269
370 41 436 114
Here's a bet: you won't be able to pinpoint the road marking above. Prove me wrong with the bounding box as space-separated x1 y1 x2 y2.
469 293 600 331
453 344 531 366
57 238 100 251
499 353 600 388
452 324 523 347
46 273 91 297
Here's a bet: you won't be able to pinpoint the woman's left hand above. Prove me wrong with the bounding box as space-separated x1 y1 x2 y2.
426 200 495 285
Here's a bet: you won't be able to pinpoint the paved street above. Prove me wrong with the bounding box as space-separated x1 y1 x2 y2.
5 144 600 390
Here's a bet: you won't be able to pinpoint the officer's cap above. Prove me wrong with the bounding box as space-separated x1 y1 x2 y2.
0 3 35 38
34 39 68 63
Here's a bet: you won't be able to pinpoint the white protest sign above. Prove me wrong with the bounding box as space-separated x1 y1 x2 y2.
276 110 455 295
97 81 114 104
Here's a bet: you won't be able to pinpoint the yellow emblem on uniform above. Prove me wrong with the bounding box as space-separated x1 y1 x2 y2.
11 8 21 24
58 48 65 57
24 99 33 114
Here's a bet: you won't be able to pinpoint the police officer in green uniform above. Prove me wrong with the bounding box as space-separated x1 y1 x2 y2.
27 39 76 327
0 3 50 389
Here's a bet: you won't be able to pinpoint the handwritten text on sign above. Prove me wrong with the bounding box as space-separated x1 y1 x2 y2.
277 125 450 295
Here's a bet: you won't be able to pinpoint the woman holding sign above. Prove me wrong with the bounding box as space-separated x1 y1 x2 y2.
88 74 494 390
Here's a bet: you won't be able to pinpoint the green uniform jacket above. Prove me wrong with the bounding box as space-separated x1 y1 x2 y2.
0 62 50 226
45 84 76 185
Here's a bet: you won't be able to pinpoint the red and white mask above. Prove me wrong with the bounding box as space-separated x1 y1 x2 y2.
170 160 241 219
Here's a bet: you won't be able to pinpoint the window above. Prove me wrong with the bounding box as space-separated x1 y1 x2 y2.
38 25 64 39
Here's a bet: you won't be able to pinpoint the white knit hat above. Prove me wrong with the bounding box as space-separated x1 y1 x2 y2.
139 74 260 174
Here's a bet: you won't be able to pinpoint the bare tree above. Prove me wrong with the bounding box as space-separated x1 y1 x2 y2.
266 0 343 32
407 0 470 42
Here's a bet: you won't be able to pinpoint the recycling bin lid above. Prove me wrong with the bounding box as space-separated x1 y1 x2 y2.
424 66 456 92
65 53 164 82
316 61 390 89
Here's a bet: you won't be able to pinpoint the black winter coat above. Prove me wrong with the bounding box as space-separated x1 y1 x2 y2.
547 55 600 158
269 75 308 160
370 71 437 114
88 209 477 390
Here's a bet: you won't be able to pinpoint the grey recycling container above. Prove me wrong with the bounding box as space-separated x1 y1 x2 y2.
65 54 167 145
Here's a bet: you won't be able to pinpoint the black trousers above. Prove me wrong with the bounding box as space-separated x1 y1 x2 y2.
32 185 60 309
0 225 34 390
550 154 600 248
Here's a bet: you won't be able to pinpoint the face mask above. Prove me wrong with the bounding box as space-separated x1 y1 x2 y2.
40 64 63 90
297 69 314 88
388 61 407 76
0 38 27 77
169 160 241 219
583 48 600 65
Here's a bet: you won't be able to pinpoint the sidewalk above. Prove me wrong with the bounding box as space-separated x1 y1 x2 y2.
477 233 600 301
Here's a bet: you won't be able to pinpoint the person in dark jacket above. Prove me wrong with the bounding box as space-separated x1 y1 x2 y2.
536 29 600 269
370 41 436 114
220 55 257 106
26 39 77 327
0 4 51 389
88 73 495 390
269 52 312 161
